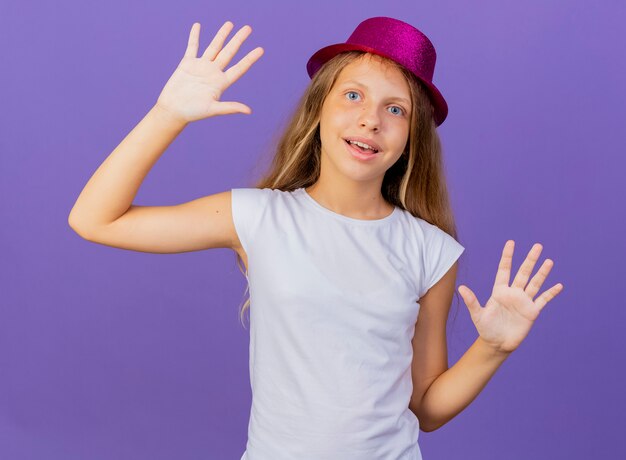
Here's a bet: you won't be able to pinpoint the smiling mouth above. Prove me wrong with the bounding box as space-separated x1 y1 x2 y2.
344 139 380 154
344 140 380 161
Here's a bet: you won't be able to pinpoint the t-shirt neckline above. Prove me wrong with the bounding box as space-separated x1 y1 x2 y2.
296 187 400 225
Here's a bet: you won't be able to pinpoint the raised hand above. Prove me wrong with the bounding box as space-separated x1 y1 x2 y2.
155 21 264 124
458 240 564 354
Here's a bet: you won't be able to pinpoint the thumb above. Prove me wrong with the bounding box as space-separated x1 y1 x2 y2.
458 285 482 317
216 101 252 115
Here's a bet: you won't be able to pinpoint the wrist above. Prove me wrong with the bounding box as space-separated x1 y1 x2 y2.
151 103 189 129
476 336 513 359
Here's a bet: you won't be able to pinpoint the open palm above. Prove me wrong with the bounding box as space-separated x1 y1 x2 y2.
458 241 564 354
156 21 264 123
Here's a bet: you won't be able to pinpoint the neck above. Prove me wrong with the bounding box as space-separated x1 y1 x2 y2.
304 178 393 220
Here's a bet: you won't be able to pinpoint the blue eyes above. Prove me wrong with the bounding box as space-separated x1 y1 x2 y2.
345 91 405 116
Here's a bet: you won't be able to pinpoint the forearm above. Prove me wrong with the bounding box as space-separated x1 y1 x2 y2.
68 104 188 230
416 337 511 432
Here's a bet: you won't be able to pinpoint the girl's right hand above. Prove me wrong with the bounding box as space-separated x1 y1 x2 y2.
155 21 264 124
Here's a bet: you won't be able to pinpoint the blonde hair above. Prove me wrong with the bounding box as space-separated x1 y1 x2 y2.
235 51 462 328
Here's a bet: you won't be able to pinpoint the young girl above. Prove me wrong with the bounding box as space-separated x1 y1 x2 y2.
69 17 564 460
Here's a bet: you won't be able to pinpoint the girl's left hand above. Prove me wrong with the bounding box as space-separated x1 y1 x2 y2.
457 240 564 354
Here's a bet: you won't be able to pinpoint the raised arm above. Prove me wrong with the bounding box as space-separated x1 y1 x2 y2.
68 21 263 253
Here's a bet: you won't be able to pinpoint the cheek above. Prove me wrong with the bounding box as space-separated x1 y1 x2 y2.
319 108 346 138
398 126 410 146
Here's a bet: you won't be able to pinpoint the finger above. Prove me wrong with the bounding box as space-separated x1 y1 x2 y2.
494 240 515 288
224 47 264 86
525 258 554 298
184 22 201 59
458 285 482 317
534 283 564 312
512 243 543 290
215 101 253 115
202 20 235 61
213 24 253 69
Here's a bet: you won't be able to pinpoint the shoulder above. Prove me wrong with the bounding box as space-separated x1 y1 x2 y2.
400 211 444 241
231 187 278 209
231 187 295 200
401 212 464 261
231 187 275 199
231 187 300 222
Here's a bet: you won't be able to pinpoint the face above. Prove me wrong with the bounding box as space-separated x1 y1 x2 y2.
317 55 412 186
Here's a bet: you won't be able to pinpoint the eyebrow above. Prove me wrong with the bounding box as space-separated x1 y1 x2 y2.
338 80 411 107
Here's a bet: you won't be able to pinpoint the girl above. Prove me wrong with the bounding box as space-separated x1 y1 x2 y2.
69 17 564 460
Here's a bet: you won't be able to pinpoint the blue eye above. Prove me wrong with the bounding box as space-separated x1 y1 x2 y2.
345 91 405 116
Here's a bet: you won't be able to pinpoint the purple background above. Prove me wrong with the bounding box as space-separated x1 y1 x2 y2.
1 0 624 459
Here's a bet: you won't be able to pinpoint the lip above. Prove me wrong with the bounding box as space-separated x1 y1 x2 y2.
343 137 381 153
345 139 378 161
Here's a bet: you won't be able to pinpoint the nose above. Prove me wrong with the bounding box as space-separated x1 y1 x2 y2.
358 104 381 131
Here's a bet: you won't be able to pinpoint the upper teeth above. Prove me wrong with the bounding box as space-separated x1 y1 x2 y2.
348 140 377 152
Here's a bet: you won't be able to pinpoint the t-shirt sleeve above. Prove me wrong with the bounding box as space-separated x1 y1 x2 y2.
231 187 271 255
419 224 465 298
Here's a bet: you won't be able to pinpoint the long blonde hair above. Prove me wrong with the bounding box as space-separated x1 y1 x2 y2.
235 51 462 328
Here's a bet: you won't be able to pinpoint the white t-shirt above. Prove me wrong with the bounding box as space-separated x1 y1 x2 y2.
231 187 465 460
